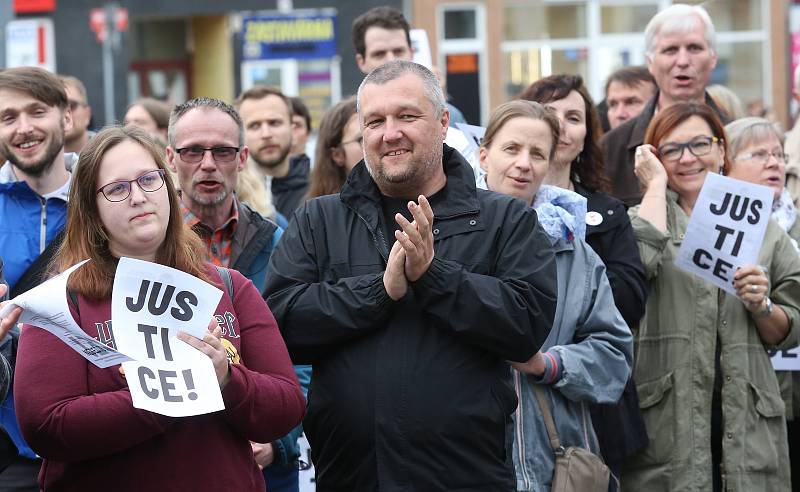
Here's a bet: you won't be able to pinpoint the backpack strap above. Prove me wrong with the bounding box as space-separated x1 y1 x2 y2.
67 288 80 318
215 265 234 300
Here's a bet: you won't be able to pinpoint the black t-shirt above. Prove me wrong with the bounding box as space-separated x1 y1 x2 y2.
380 189 445 249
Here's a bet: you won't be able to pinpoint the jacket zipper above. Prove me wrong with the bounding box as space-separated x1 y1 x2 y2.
39 197 47 253
353 210 388 262
512 369 531 490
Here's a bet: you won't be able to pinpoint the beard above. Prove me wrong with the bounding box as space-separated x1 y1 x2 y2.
251 141 291 171
365 140 443 197
3 130 65 178
187 185 230 207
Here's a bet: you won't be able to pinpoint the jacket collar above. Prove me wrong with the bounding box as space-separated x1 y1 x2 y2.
626 91 730 151
0 152 77 202
340 144 480 220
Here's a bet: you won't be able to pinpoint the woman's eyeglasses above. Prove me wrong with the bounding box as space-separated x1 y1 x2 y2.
734 149 787 164
96 169 166 202
657 136 720 162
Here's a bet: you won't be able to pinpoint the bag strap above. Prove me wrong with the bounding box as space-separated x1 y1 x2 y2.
215 265 234 300
532 383 563 453
67 289 80 316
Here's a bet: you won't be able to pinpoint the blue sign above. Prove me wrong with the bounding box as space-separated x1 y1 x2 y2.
242 14 337 60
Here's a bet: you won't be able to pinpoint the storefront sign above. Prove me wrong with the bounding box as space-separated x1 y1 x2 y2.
242 13 337 61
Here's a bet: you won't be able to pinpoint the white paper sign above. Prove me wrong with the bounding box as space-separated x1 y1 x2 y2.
454 122 485 151
770 347 800 371
298 432 316 492
112 257 224 417
410 29 432 69
0 260 131 368
445 126 482 181
674 174 774 295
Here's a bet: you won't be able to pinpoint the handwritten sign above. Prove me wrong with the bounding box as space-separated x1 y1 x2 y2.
0 260 131 368
112 258 224 417
675 173 774 295
410 29 432 69
770 347 800 371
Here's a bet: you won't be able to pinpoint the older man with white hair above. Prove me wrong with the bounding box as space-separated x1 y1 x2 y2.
601 4 729 207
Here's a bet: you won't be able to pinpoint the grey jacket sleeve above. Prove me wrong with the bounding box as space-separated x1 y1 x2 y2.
549 243 634 404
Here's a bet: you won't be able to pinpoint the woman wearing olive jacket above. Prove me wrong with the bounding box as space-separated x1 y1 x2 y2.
625 103 800 491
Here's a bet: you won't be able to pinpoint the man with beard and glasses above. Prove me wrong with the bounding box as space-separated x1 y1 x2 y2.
265 60 557 490
166 97 310 492
236 87 309 219
0 66 76 492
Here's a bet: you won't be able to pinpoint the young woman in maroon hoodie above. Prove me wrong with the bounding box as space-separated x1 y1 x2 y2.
3 125 305 491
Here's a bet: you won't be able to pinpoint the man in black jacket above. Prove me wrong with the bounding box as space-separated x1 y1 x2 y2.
236 87 309 218
265 60 557 491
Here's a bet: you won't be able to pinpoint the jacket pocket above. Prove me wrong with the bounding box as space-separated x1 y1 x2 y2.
744 382 786 472
635 371 675 465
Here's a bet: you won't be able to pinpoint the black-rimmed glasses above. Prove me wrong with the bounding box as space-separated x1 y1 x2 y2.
175 146 240 164
657 136 720 162
96 169 166 202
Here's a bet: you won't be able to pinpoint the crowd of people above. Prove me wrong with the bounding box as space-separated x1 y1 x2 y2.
0 3 799 492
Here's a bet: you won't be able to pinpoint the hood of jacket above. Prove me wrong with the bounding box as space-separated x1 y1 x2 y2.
272 153 310 193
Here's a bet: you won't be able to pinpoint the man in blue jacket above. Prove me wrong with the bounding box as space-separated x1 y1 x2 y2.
0 67 75 491
166 97 310 492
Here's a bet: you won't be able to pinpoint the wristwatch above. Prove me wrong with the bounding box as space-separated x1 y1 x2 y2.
752 297 773 320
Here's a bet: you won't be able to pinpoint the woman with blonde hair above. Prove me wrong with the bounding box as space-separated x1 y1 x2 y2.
479 99 632 491
725 116 800 490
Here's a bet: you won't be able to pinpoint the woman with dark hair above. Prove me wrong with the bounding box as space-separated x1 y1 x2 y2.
479 99 632 491
520 74 649 475
307 97 360 199
628 103 800 491
4 126 305 491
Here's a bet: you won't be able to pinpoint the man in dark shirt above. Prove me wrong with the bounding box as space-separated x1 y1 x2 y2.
265 60 557 490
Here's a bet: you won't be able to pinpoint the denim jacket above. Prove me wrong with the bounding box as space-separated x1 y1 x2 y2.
511 186 633 491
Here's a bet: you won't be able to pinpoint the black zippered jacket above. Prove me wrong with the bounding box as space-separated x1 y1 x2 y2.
265 145 557 491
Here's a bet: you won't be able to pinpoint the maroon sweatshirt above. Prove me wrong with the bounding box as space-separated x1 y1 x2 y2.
14 265 305 491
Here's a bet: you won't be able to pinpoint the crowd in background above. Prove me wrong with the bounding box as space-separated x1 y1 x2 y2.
0 3 799 492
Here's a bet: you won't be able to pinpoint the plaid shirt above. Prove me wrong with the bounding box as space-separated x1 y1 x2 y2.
182 200 239 267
